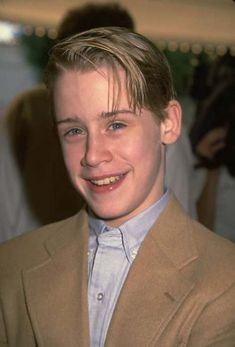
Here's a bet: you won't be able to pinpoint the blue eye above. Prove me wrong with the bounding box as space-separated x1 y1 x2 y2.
110 122 126 131
65 128 84 137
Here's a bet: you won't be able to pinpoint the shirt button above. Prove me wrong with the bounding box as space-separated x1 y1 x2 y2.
97 292 104 301
131 249 138 259
88 248 94 256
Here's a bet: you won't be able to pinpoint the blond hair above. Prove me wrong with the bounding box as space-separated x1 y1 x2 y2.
45 27 176 120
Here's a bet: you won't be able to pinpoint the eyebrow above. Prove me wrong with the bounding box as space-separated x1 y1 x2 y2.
55 117 82 126
100 109 135 119
56 109 135 126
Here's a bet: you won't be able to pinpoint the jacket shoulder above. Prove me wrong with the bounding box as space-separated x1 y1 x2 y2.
191 219 235 295
158 195 235 296
0 215 77 275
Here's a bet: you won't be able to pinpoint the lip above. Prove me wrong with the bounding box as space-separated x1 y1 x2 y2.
85 172 127 193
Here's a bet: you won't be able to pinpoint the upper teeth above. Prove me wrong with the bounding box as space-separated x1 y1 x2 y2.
91 176 121 186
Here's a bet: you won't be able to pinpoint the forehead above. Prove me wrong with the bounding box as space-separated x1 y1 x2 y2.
53 66 132 120
55 66 129 101
55 64 128 90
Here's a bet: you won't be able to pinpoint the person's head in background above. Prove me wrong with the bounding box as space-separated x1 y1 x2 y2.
45 27 181 226
57 3 135 40
21 2 135 79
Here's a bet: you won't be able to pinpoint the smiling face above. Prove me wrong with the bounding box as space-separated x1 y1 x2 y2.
53 66 181 226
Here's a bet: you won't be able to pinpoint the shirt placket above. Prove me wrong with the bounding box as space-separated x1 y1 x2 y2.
88 229 126 347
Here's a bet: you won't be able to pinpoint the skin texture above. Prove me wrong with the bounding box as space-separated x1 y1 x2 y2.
53 67 181 227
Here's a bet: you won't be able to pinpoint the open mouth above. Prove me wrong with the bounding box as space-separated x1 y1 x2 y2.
86 173 126 193
90 175 123 186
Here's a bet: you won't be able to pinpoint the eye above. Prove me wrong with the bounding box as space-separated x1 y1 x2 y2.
109 122 127 131
64 127 84 137
59 126 86 143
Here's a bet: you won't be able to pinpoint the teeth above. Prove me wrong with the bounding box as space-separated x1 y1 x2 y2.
91 175 121 186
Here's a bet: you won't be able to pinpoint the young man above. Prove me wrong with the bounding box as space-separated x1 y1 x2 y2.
0 27 235 347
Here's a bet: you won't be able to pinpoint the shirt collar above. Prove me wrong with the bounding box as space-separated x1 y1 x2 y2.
88 189 170 262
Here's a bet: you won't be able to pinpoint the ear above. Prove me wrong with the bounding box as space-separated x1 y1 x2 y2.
160 100 182 145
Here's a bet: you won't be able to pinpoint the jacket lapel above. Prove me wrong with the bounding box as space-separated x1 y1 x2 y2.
22 208 90 347
105 195 199 346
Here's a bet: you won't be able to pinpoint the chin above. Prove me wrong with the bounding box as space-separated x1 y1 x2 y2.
91 208 119 220
90 205 125 223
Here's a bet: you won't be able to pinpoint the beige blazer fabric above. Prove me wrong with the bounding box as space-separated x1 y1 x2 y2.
0 194 235 347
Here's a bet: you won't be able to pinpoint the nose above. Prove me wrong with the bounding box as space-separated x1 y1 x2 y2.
80 133 112 167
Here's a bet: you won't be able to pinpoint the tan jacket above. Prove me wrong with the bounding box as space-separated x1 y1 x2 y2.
0 195 235 346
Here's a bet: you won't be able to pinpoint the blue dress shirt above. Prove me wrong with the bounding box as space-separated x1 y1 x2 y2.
88 189 170 347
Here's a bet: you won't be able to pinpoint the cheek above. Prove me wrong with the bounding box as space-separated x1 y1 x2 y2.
136 134 163 175
60 144 83 173
132 131 161 160
122 134 161 175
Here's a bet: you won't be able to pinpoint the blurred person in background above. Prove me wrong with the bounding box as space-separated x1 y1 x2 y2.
190 53 235 242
